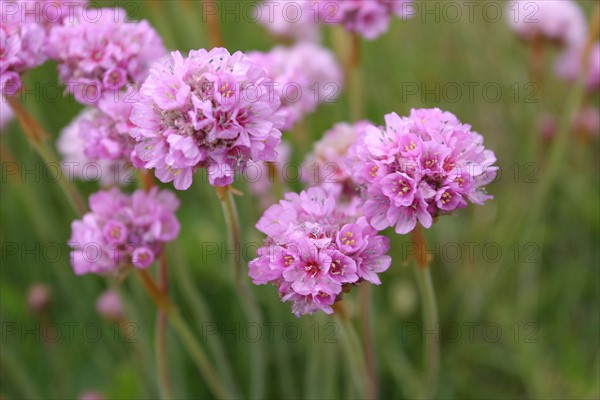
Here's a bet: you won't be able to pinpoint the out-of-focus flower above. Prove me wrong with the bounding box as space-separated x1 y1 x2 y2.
349 108 497 234
249 42 343 130
316 0 414 40
68 187 180 276
11 0 88 28
506 0 586 46
26 283 52 314
255 0 321 42
57 109 134 186
0 2 47 95
249 187 391 316
78 391 104 400
95 289 125 321
572 106 600 138
554 42 600 93
46 7 166 104
302 121 370 195
130 48 284 190
0 96 15 131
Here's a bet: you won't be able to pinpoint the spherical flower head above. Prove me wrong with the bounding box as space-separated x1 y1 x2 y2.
130 47 285 190
349 108 498 234
302 121 370 196
249 187 391 316
0 3 47 95
26 283 52 314
255 0 321 42
249 42 343 130
316 0 414 40
95 289 125 321
68 187 180 276
554 42 600 93
506 0 586 47
57 108 134 186
11 0 88 28
46 7 166 104
0 96 15 132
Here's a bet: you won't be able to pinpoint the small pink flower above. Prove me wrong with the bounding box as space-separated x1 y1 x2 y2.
96 289 124 321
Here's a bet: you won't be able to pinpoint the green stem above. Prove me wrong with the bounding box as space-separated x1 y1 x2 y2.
413 265 439 399
137 270 232 399
216 186 266 399
359 284 378 399
334 312 368 398
156 254 175 400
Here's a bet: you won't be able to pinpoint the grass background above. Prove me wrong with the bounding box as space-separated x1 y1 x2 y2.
1 0 599 398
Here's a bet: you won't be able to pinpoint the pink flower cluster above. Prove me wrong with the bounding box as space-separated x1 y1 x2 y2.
302 120 370 195
506 0 586 46
249 187 391 316
554 42 600 93
255 0 321 42
0 2 47 94
349 108 497 234
317 0 413 40
68 187 180 276
46 7 166 104
130 47 284 189
13 0 88 27
249 42 343 130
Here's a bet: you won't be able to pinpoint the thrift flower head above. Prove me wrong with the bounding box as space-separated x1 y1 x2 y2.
255 0 321 42
68 187 180 276
130 47 284 189
11 0 88 27
317 0 414 40
554 42 600 93
96 289 125 321
249 42 342 130
302 121 371 195
57 108 133 186
349 108 497 234
0 2 47 95
506 0 586 46
249 187 391 316
46 7 166 104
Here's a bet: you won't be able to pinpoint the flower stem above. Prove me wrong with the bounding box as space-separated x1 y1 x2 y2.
215 185 266 399
156 253 174 399
359 284 378 399
6 94 87 216
349 33 363 120
411 227 440 398
136 269 232 399
203 0 224 47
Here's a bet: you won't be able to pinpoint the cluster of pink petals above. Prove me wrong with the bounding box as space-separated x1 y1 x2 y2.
13 0 88 27
130 47 284 190
46 7 166 104
249 187 391 316
0 2 47 95
349 108 497 234
317 0 413 40
302 120 370 195
255 0 321 42
554 42 600 92
249 42 343 130
506 0 586 46
68 187 180 276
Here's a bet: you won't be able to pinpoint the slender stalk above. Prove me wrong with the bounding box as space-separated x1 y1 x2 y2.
528 35 545 93
156 253 175 399
333 302 368 398
349 33 363 120
411 227 440 399
6 95 87 216
215 185 266 399
136 269 232 399
359 284 378 399
203 0 224 47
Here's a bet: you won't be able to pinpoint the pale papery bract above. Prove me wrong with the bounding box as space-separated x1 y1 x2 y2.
68 187 180 276
130 47 285 190
249 187 391 316
348 108 498 234
506 0 586 46
248 42 343 130
46 7 166 104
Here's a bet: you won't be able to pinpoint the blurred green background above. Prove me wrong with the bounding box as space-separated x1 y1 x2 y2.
1 1 599 399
